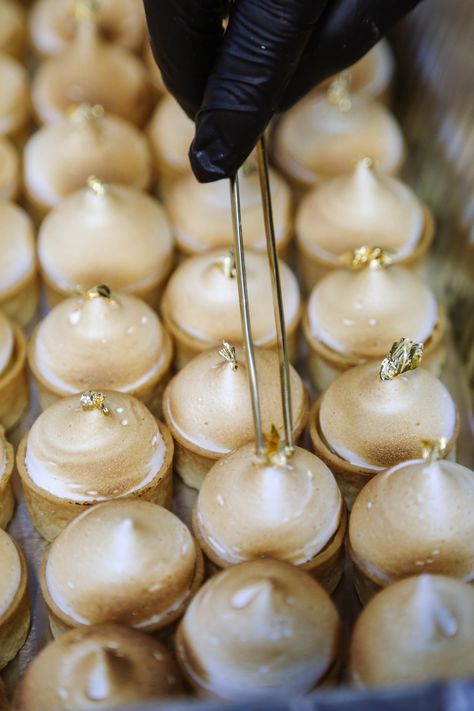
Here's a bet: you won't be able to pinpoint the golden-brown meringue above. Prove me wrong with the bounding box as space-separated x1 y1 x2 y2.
0 136 19 201
143 40 166 94
38 180 173 308
0 311 29 431
0 425 14 529
28 287 172 413
23 108 152 216
0 528 30 669
29 0 147 56
41 500 203 634
31 11 151 126
0 0 27 58
176 559 341 699
350 575 474 687
349 459 474 603
13 623 184 710
166 166 292 256
146 94 194 191
163 345 308 489
0 51 29 139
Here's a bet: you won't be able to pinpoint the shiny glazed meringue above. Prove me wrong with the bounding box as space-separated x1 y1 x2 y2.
23 110 152 212
274 94 404 188
0 136 19 200
0 52 29 138
318 363 457 471
29 0 146 56
13 624 184 710
29 288 169 395
176 559 341 699
350 575 474 687
349 460 474 585
147 95 194 188
306 264 439 360
164 346 306 456
0 0 26 58
31 13 150 126
161 249 300 348
38 181 173 297
296 159 425 263
23 392 167 502
194 443 342 567
42 500 202 631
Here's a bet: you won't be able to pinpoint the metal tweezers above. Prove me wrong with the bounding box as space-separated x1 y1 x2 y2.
228 136 294 456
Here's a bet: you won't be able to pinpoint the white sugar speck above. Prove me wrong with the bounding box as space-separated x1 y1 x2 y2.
68 310 81 325
121 419 128 426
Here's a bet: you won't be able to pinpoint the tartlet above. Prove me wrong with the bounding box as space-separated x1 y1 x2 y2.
0 309 28 431
193 441 346 592
0 200 38 326
309 339 458 508
161 249 301 370
0 136 20 201
0 528 30 669
163 344 308 489
176 559 341 699
23 106 152 220
40 500 204 636
17 390 174 542
27 285 173 414
295 158 434 290
12 624 184 710
29 0 146 56
350 575 474 688
0 0 27 58
38 178 174 309
273 81 404 191
0 425 14 529
166 166 292 258
303 248 446 390
349 458 474 604
0 51 30 142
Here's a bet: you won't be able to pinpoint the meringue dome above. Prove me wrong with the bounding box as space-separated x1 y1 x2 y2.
318 363 457 471
42 500 202 630
13 624 184 710
167 168 292 255
147 95 194 188
0 136 19 200
0 51 29 138
38 181 173 298
23 110 152 211
29 288 169 395
274 94 404 189
23 391 167 502
195 443 342 567
0 527 21 618
349 460 474 584
30 0 146 56
306 263 439 360
0 201 35 302
0 311 13 375
0 0 26 58
296 159 426 264
350 575 474 688
176 559 340 699
164 346 306 456
162 249 300 349
31 15 151 126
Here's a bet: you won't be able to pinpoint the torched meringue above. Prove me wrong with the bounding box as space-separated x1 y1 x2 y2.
38 181 173 306
0 52 29 138
350 575 474 687
13 624 184 710
296 159 426 265
274 93 404 189
0 310 14 376
28 287 172 411
0 527 21 618
349 460 474 600
23 108 152 215
166 167 292 255
143 40 166 94
41 500 203 633
176 559 341 699
0 0 27 58
0 136 19 201
147 94 194 191
194 443 344 587
31 10 151 126
0 528 30 669
29 0 147 56
0 310 29 431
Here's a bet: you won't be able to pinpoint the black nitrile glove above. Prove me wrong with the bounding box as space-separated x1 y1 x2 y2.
144 0 422 182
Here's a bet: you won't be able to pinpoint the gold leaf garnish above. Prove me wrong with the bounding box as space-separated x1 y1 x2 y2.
215 250 236 279
327 72 352 112
258 425 294 467
80 390 109 415
218 341 238 371
379 338 424 381
69 103 104 123
340 245 393 271
87 175 106 197
86 284 112 300
421 438 448 463
242 159 257 177
73 0 99 22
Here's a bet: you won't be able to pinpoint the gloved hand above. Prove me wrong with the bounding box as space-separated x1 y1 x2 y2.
144 0 422 182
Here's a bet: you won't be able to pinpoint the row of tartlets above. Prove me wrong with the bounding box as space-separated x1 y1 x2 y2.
0 0 472 709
